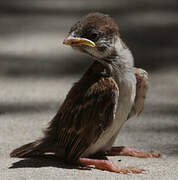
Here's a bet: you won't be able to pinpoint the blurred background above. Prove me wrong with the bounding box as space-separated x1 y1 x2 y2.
0 0 178 77
0 0 178 161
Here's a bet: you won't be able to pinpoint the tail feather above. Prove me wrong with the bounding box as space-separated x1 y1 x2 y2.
10 139 53 158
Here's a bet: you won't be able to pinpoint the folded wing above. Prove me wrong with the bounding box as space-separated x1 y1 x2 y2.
45 71 119 162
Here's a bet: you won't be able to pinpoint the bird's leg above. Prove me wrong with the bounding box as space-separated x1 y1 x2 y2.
78 158 145 174
107 146 160 158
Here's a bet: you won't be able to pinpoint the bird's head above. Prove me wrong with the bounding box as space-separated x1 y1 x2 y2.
63 13 128 63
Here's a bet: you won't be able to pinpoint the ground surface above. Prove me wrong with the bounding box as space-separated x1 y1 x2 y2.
0 0 178 179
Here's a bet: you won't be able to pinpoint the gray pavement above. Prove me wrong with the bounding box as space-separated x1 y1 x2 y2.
0 1 178 179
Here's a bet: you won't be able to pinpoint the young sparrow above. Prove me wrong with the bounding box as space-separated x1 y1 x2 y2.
10 13 160 174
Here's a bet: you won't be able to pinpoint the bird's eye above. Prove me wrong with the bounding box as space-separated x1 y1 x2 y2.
89 32 99 42
82 29 99 42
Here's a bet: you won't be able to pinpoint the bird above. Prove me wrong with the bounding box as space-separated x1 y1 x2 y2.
10 12 160 174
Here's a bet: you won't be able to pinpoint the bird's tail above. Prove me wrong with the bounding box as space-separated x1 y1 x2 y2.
10 138 54 158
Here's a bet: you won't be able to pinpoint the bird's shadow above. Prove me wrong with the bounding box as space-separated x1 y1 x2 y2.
9 155 90 171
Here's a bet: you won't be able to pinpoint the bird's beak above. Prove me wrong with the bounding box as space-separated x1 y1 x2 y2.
63 36 96 47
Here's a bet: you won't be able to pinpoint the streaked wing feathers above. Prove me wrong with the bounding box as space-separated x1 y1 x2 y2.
45 75 119 162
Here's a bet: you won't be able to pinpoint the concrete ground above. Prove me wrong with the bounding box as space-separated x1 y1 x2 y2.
0 0 178 179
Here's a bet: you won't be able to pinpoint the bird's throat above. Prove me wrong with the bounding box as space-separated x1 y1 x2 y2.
113 38 134 67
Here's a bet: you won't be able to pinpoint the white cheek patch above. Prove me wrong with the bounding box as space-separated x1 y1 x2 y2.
85 47 100 57
85 46 106 59
83 38 122 59
85 42 113 59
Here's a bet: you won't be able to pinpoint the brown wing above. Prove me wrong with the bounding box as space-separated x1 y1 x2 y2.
45 70 119 162
128 68 149 119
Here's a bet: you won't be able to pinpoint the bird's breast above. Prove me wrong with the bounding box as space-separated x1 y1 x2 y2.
82 72 136 157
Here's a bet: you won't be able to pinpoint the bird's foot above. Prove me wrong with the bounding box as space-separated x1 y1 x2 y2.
79 158 145 174
107 146 161 158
